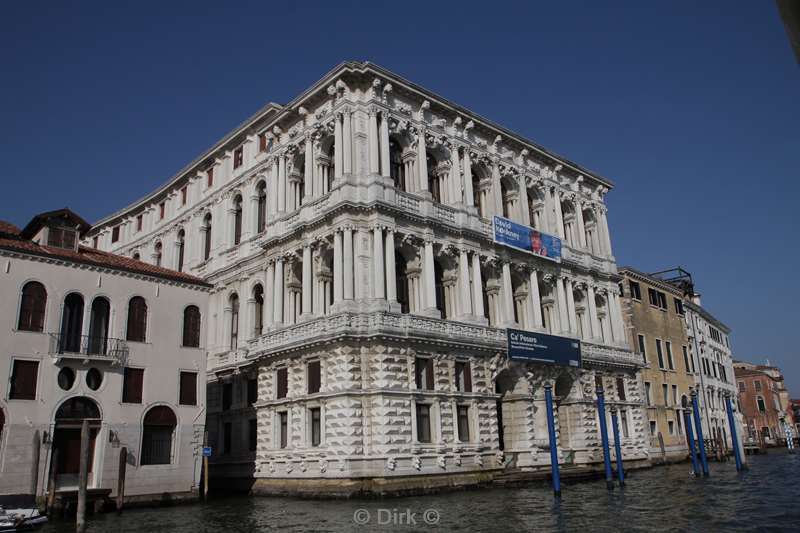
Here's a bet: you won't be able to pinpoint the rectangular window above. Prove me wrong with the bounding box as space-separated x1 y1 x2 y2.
180 186 188 206
276 368 288 399
755 380 762 392
637 334 647 364
457 405 470 442
159 201 166 220
279 412 288 448
662 384 669 406
47 227 76 249
248 419 257 452
247 378 258 406
416 404 432 443
649 420 657 436
648 288 659 306
666 341 675 370
629 281 641 300
616 377 626 401
136 214 143 232
310 407 321 447
676 412 683 435
9 360 39 400
415 357 434 390
658 292 667 309
111 226 120 243
207 166 214 187
222 382 233 411
674 298 684 315
234 147 244 169
672 385 678 406
258 133 267 152
682 346 690 373
644 382 652 406
656 339 665 369
668 420 675 435
621 411 630 438
179 371 197 406
122 367 144 403
757 397 766 412
454 361 472 393
307 360 321 394
92 236 99 248
223 422 232 454
738 381 746 392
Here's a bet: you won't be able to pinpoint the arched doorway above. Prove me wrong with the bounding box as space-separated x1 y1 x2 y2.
51 396 101 489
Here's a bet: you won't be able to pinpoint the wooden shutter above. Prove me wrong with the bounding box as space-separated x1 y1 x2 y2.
10 360 39 400
19 281 46 332
123 367 144 403
207 167 214 187
179 371 197 405
426 359 434 390
127 297 147 342
616 377 626 401
463 361 472 393
182 306 200 347
258 133 267 152
277 368 288 398
308 361 321 394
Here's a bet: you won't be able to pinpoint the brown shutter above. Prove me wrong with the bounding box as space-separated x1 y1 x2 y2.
19 282 46 332
179 371 197 405
127 297 147 342
182 306 201 347
464 362 472 393
277 368 288 398
308 361 321 394
426 359 434 390
10 360 39 400
123 367 144 403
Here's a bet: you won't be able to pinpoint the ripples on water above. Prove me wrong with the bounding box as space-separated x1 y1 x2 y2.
42 452 800 532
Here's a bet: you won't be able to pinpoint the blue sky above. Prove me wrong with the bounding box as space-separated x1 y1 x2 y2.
2 2 798 393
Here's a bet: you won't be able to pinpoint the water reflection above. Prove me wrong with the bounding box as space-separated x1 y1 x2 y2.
43 452 800 532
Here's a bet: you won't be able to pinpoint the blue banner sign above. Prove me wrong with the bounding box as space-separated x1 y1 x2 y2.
493 216 562 262
202 447 213 457
506 328 581 367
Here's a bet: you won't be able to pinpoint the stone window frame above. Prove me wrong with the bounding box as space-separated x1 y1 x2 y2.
305 400 326 448
411 398 440 445
274 408 290 450
453 400 477 444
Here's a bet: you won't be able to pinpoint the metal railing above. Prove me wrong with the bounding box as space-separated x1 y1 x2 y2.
49 333 128 361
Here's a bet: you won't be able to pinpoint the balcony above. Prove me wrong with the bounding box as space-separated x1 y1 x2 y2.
49 333 128 365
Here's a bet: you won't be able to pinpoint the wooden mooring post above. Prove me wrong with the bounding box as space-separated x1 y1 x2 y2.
46 448 59 514
76 420 90 533
117 447 127 514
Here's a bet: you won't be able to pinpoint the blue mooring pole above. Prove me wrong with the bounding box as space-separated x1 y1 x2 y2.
724 394 744 471
691 389 710 477
683 408 700 476
544 383 561 497
596 387 614 490
610 406 625 488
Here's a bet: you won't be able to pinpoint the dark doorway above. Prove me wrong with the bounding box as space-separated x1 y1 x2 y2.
51 397 101 489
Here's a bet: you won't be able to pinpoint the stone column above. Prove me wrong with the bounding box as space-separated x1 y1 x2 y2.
462 149 474 207
501 262 515 326
302 244 312 319
575 199 587 248
553 188 564 238
380 111 391 178
273 257 284 325
556 277 570 334
529 269 543 329
333 230 343 303
385 230 397 303
265 262 275 328
543 186 555 234
599 207 613 256
519 177 531 226
492 162 503 217
247 191 259 239
449 145 461 204
368 108 380 175
334 112 343 179
343 108 352 175
277 154 287 213
565 278 577 334
304 133 314 200
417 129 429 193
471 252 485 319
587 284 601 340
269 157 279 217
455 250 472 318
610 291 624 343
373 226 385 299
423 240 437 313
343 227 354 300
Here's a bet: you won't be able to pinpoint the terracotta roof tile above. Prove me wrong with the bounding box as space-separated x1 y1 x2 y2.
0 236 209 287
0 220 21 236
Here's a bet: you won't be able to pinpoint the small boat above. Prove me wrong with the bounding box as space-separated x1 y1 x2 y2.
0 507 48 532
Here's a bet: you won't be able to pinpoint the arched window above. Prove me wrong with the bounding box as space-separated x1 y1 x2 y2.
154 241 162 267
18 281 46 332
126 296 147 342
141 406 177 465
182 305 201 348
434 260 446 319
60 293 84 353
87 297 110 355
233 195 243 245
256 181 267 233
427 154 440 203
203 213 212 260
389 139 405 191
230 293 240 350
132 251 141 261
253 285 264 336
395 251 409 314
176 229 185 272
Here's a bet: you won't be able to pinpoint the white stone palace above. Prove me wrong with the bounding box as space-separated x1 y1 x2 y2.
84 61 648 494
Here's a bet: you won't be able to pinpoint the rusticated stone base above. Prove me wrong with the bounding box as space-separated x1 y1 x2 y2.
249 470 499 498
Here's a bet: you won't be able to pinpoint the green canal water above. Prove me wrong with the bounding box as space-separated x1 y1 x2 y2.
42 451 800 532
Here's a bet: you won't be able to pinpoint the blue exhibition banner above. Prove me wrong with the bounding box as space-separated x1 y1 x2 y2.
202 447 213 457
493 216 562 262
506 328 581 367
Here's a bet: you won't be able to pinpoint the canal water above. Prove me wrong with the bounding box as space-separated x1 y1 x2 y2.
42 451 800 532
